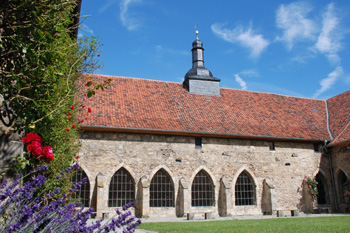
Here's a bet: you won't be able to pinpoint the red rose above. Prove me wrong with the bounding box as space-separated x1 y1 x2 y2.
78 120 81 123
76 155 79 159
71 105 74 110
91 62 94 66
97 54 100 57
72 124 76 129
42 145 54 162
22 132 42 144
27 141 42 157
65 128 70 132
84 93 87 97
88 107 91 113
81 104 85 108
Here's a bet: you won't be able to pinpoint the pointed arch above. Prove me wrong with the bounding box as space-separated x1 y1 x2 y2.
191 169 215 207
150 168 175 207
71 168 90 207
337 169 348 204
315 171 329 205
234 170 256 206
108 167 135 207
189 166 217 188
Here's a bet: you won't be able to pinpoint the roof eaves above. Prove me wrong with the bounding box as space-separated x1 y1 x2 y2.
80 125 327 143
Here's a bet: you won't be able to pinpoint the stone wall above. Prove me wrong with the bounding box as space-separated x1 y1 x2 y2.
78 131 322 218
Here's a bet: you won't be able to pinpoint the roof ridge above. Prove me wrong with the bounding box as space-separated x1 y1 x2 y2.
331 115 350 143
220 87 326 101
84 73 183 85
85 73 327 101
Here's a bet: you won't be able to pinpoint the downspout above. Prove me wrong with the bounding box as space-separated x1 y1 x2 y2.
325 100 338 210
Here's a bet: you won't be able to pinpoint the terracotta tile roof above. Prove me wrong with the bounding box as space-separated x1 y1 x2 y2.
327 90 350 146
81 74 331 141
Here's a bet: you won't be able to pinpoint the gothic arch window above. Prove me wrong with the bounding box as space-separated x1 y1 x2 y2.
150 169 174 207
108 168 135 207
235 171 256 206
316 173 327 204
338 170 347 203
71 169 90 207
191 170 215 207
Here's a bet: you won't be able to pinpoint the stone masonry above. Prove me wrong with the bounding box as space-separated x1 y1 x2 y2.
78 131 322 218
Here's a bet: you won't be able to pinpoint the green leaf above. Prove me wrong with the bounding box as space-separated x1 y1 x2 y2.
32 99 39 107
86 81 93 86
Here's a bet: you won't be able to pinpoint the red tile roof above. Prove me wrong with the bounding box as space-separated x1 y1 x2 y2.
81 74 332 142
327 90 350 146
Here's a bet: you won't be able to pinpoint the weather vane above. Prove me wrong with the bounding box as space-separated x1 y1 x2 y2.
194 25 199 39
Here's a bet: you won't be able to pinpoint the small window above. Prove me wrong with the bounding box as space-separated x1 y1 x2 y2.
313 144 320 152
269 142 275 151
195 137 202 148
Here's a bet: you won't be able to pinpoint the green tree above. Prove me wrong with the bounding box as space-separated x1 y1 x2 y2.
0 0 105 195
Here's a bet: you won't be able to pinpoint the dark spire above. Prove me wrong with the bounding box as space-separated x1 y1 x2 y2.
183 31 221 96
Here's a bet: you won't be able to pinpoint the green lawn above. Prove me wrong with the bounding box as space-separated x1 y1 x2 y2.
138 216 350 233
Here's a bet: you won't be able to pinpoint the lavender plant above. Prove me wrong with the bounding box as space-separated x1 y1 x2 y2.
0 163 141 232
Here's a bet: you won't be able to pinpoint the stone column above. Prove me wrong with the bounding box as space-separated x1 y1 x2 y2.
95 172 104 219
140 176 150 218
219 175 231 216
262 178 276 215
180 178 190 215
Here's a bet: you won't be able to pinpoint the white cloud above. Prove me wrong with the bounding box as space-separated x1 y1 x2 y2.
99 0 117 14
275 2 316 49
235 74 248 90
313 66 343 98
314 3 343 65
79 24 94 37
120 0 142 31
211 23 269 59
239 69 259 78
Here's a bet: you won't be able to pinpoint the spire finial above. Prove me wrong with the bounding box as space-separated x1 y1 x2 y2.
194 25 199 39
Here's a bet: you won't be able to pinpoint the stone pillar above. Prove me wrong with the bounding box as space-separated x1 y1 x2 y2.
140 176 150 218
218 176 231 216
95 172 104 219
180 178 190 215
262 178 276 215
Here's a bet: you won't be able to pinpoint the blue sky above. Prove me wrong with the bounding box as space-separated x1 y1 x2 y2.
79 0 350 100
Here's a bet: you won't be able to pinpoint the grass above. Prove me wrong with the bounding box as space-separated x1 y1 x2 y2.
138 216 350 233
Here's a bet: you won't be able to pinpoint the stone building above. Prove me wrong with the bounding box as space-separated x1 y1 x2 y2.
77 36 350 218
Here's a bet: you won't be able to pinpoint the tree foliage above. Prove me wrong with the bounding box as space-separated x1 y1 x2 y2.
0 0 105 194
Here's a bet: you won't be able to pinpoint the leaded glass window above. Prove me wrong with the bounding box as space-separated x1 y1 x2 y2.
150 169 174 207
235 172 255 206
71 169 90 207
191 170 215 207
108 168 135 207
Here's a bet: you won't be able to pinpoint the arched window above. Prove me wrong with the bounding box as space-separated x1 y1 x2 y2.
150 169 174 207
191 170 215 207
235 171 255 206
71 169 90 207
108 168 135 207
316 173 327 204
338 170 347 203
